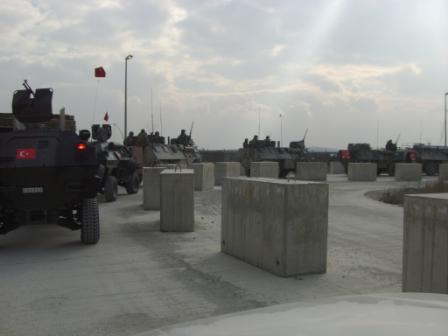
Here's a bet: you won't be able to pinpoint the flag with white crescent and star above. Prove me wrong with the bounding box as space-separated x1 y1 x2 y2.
16 148 36 160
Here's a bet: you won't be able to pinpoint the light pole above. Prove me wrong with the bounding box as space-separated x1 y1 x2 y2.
445 92 448 146
124 54 133 139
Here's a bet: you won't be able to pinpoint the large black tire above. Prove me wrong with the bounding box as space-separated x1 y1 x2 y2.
387 164 395 177
125 171 140 194
104 175 118 202
81 198 100 245
424 162 438 176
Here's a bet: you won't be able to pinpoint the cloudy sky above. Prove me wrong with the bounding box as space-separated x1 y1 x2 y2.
0 0 447 149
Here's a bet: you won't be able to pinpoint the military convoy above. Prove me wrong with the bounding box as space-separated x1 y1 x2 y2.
239 135 307 177
338 140 448 176
3 78 448 248
0 81 100 244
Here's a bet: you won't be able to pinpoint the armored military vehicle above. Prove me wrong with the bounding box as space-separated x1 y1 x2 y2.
126 128 201 168
0 81 100 244
91 124 141 202
170 128 202 165
338 140 415 176
405 144 448 176
239 135 307 177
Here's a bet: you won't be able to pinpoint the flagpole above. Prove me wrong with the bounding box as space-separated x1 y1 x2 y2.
159 102 163 135
279 113 283 147
92 79 100 125
150 88 154 133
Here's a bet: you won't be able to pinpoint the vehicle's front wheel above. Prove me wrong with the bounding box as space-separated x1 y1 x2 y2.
81 198 100 245
387 164 395 177
424 162 438 176
104 175 118 202
125 171 140 194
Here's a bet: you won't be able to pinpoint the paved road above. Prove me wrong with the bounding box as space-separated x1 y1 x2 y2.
0 176 431 336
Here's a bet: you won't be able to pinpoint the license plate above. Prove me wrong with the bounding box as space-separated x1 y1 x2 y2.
22 187 43 194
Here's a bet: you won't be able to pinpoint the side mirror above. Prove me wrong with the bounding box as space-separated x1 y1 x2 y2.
79 129 91 141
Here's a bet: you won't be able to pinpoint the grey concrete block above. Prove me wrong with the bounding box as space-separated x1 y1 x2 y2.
395 163 422 181
329 161 345 174
214 162 241 186
438 163 448 181
403 193 448 293
222 177 328 277
143 167 166 210
348 163 377 181
250 161 279 178
296 162 327 181
192 163 214 191
160 169 194 232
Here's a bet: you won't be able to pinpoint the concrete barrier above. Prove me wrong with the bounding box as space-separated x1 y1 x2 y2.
160 169 194 232
222 177 328 277
329 161 345 174
348 163 377 181
250 161 279 178
438 163 448 181
395 163 422 181
215 162 241 186
296 162 327 181
142 167 166 210
403 193 448 293
192 163 214 191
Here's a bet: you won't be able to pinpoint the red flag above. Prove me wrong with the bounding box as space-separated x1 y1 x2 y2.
104 112 109 122
16 148 37 160
95 66 106 77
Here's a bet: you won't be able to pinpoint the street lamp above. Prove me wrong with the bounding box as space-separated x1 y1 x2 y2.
124 54 133 139
445 92 448 146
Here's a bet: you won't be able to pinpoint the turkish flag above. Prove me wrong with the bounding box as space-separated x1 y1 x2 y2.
16 148 36 160
104 112 109 122
95 66 106 77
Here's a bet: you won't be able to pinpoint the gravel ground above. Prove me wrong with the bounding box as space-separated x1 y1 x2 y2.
0 175 434 336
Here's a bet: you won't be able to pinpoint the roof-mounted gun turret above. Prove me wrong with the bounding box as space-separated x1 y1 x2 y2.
92 124 112 142
12 80 53 124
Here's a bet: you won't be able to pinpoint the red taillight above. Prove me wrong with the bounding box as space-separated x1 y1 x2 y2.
340 150 351 160
409 152 417 162
76 142 87 151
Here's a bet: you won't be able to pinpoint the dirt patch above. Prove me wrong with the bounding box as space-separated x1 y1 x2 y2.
366 181 448 206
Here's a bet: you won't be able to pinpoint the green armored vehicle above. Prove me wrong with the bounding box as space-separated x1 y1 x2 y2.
239 135 306 177
126 128 201 168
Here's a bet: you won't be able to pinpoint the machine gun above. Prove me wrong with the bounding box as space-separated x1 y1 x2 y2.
12 80 53 124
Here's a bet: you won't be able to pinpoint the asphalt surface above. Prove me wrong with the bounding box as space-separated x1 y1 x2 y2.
0 175 433 336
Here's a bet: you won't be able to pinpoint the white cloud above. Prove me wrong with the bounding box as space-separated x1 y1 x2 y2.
0 0 447 148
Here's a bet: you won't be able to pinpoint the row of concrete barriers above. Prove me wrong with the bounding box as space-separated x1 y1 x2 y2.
348 162 448 181
141 163 448 293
